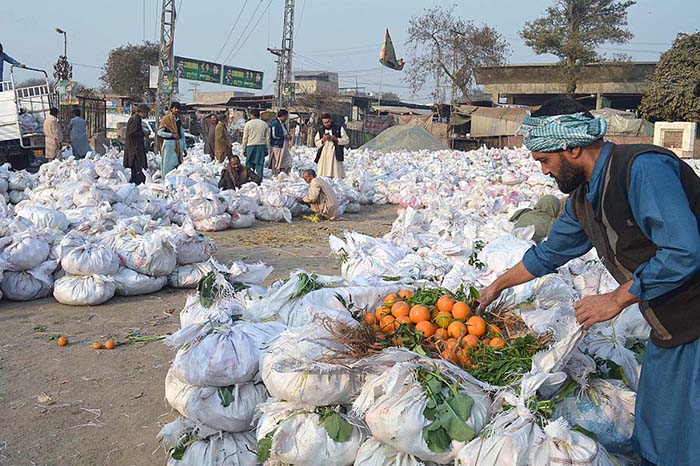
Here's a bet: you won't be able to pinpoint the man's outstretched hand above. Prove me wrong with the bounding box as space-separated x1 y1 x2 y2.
574 281 639 329
477 283 501 313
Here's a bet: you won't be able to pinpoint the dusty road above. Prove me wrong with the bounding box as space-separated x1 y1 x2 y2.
0 204 397 466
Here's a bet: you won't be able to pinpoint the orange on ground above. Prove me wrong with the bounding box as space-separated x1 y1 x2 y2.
398 289 414 300
409 305 430 323
489 337 506 349
451 301 471 321
380 315 399 333
461 334 480 348
467 316 487 337
104 339 116 350
434 328 449 340
375 306 391 320
415 321 436 338
364 313 377 325
391 301 410 318
91 342 103 350
437 295 456 313
434 312 452 329
447 321 467 339
383 293 398 307
57 336 69 347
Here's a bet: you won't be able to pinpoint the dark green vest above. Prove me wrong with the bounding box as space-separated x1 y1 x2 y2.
572 143 700 348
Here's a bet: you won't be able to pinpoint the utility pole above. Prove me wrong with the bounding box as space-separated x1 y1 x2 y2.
155 0 176 128
268 0 295 110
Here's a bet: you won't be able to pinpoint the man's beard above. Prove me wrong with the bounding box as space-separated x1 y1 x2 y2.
553 154 586 193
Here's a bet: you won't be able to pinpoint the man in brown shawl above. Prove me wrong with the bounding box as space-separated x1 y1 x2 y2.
214 114 233 162
219 154 260 190
124 104 150 184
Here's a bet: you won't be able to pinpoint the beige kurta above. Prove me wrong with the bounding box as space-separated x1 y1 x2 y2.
43 114 62 159
303 177 339 220
315 126 349 179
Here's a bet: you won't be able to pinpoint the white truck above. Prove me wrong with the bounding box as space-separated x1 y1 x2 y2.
0 66 55 169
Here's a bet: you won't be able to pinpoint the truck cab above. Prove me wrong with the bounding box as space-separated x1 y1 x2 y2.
0 66 55 170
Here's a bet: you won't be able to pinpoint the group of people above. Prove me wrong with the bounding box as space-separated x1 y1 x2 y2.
38 107 92 163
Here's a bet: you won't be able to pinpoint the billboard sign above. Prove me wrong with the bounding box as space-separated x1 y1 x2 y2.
174 56 222 84
222 65 263 89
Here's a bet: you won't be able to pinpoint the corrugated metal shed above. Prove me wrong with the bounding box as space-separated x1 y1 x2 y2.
469 107 529 137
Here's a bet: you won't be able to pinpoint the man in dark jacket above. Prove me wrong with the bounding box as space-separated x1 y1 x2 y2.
203 114 217 158
269 109 292 175
124 104 149 185
479 97 700 466
219 155 260 190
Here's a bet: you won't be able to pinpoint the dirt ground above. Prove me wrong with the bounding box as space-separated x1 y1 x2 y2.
0 204 397 466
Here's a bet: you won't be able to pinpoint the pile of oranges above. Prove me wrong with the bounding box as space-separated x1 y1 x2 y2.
362 289 507 368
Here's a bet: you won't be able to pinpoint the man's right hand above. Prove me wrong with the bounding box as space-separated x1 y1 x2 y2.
477 283 502 313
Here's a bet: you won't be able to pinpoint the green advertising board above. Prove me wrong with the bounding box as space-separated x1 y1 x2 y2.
174 56 222 84
222 65 263 90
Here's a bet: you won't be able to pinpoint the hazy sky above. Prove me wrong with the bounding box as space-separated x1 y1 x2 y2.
2 0 698 103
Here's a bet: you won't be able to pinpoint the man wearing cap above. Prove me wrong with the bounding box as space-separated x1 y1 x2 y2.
479 96 700 466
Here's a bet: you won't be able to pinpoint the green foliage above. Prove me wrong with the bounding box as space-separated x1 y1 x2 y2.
405 4 510 103
520 0 635 94
100 42 159 100
291 272 325 299
317 407 354 442
639 32 700 122
257 431 275 463
217 386 235 407
169 433 194 461
467 335 548 386
417 369 475 452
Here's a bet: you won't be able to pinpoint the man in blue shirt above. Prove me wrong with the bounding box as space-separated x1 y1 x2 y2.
479 97 700 466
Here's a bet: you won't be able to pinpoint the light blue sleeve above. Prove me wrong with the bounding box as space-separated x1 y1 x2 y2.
522 198 593 277
179 128 186 151
157 128 173 138
628 154 700 300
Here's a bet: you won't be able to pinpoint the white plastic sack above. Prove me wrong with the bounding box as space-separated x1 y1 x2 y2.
530 418 616 466
179 294 245 328
165 368 267 432
229 211 255 229
174 228 216 265
60 242 119 276
0 234 50 271
53 275 116 306
256 205 292 223
555 378 635 453
261 325 363 406
164 429 257 466
353 438 439 466
1 259 56 301
168 260 227 289
113 267 167 296
115 232 177 277
257 401 364 466
353 362 490 464
15 205 68 231
169 321 285 386
194 213 231 232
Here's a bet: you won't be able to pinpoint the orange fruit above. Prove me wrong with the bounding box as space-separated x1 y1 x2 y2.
409 305 430 323
91 342 103 350
383 293 398 307
455 349 472 367
434 328 449 340
483 338 491 345
364 313 377 325
430 307 440 319
461 334 480 348
391 301 410 318
396 315 412 325
398 289 414 300
415 321 436 338
488 324 502 335
489 337 506 349
380 315 399 333
451 302 471 321
375 306 391 320
445 338 459 351
467 316 487 337
437 295 456 312
57 336 69 347
104 339 116 350
447 321 467 339
434 312 452 329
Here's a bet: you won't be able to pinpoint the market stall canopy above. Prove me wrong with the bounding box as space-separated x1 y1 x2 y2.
591 108 653 137
469 107 529 138
359 124 448 152
372 105 433 116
